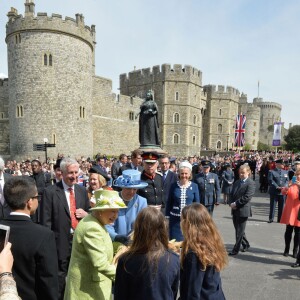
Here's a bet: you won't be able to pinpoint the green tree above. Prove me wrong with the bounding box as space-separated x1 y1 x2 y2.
244 143 251 151
257 141 270 151
284 125 300 152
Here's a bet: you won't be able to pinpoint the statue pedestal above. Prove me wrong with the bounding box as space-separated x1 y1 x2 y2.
138 145 167 156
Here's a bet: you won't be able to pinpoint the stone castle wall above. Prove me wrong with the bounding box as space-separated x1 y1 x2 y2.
0 79 10 155
203 85 240 150
92 76 141 155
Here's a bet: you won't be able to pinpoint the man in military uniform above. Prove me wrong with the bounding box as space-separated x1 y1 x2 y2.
194 160 221 215
137 152 164 211
268 159 289 223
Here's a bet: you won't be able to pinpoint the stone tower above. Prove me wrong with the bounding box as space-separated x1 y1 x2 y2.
203 85 239 150
6 0 96 159
253 97 282 146
0 79 9 155
120 64 206 156
239 93 261 149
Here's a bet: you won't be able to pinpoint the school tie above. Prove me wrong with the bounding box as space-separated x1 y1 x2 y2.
68 188 78 229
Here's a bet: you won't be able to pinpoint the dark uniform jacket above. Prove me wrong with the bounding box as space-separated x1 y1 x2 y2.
0 173 12 220
268 168 289 196
193 172 220 206
138 171 164 206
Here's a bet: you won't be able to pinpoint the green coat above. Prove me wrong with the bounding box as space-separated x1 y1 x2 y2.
64 214 116 300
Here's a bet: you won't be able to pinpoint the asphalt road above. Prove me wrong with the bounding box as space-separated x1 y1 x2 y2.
214 179 300 300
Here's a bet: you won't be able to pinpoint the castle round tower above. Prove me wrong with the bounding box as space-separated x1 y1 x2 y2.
254 98 282 146
6 1 96 159
242 104 261 149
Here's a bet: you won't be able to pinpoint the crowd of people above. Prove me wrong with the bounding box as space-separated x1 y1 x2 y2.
0 149 299 299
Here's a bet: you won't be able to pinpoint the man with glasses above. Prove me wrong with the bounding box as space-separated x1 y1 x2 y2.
0 176 58 300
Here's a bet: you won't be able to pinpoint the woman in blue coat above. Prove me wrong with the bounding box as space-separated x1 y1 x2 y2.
166 161 200 241
106 169 148 246
114 207 180 300
180 203 228 300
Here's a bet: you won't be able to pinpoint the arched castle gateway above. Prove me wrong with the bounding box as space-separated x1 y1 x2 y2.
0 1 285 159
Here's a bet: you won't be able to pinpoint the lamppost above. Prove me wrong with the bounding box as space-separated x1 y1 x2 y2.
226 135 229 151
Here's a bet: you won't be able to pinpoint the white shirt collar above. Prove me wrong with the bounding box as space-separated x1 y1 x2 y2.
10 212 31 218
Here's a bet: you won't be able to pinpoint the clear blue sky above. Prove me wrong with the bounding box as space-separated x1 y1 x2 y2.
1 0 299 126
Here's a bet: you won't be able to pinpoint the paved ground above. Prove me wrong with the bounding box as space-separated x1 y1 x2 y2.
214 179 300 300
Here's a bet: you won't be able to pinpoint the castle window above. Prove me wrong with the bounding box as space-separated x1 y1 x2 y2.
175 92 179 101
15 35 18 44
52 133 56 145
130 97 133 105
16 105 24 118
217 124 222 133
173 133 180 144
253 122 256 126
217 141 221 149
192 135 196 145
253 131 256 137
219 109 222 116
19 34 21 43
80 106 86 119
129 111 134 121
44 54 48 66
49 54 53 66
173 113 180 123
252 140 255 145
0 112 4 119
193 115 197 125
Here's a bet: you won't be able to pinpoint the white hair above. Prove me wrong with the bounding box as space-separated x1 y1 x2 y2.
60 158 79 173
0 157 4 171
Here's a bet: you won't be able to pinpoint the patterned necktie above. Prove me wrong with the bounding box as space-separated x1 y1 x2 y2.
68 188 78 229
163 172 167 182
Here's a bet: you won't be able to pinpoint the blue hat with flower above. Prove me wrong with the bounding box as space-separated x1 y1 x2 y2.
113 169 148 189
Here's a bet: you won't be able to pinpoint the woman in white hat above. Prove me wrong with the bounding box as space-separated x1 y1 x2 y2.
165 161 200 241
107 169 148 246
64 190 127 300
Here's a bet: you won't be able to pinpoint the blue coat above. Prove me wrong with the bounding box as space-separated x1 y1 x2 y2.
180 251 225 300
193 172 220 206
268 168 289 196
115 250 180 300
166 181 200 218
106 194 147 240
166 181 200 241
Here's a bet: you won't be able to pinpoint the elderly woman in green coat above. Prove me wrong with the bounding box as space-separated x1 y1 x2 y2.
64 189 127 300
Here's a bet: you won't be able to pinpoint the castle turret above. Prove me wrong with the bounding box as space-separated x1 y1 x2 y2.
6 2 96 159
203 84 240 151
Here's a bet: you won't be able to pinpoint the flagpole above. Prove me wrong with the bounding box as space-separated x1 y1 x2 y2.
258 80 260 98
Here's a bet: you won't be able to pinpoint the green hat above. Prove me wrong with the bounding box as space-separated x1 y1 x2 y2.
90 189 127 211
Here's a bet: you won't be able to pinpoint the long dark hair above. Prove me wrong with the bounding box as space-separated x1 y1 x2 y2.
180 203 228 271
121 207 169 276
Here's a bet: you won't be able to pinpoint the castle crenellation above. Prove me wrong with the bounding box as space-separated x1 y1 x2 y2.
6 8 96 50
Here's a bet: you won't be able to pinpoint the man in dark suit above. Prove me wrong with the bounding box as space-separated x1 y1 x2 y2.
111 153 128 180
121 149 143 172
267 159 288 223
159 155 178 202
194 160 221 216
40 158 90 300
229 164 256 255
0 156 12 220
1 176 58 300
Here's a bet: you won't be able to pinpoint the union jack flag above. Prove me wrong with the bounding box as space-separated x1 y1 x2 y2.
234 114 246 147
